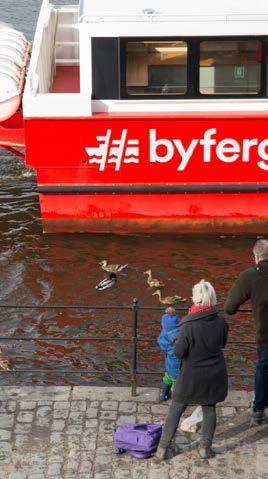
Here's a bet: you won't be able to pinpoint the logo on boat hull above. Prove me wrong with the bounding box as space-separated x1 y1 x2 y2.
85 129 139 171
85 128 268 171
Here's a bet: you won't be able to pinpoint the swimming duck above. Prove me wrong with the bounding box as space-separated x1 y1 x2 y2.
152 289 186 305
144 270 164 288
0 347 12 370
99 260 128 273
96 273 117 291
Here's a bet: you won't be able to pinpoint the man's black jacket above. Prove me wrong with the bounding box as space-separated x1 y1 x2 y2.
224 260 268 347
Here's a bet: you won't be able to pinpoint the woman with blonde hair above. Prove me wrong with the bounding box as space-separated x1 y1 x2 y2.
155 279 229 460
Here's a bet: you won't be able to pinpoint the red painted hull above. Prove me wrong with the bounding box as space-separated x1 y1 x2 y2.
24 113 268 234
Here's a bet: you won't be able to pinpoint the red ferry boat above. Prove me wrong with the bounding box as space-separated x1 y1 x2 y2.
1 0 268 234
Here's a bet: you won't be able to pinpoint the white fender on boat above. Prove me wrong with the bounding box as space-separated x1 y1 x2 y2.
0 61 21 81
0 23 29 121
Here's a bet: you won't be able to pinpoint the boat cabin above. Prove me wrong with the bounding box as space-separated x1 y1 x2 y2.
23 0 268 116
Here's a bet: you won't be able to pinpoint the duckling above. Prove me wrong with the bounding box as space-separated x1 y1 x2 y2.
96 273 117 291
0 347 12 370
144 270 164 288
99 260 128 273
152 289 186 305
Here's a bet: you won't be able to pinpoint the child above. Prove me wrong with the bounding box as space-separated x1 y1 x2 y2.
157 306 181 401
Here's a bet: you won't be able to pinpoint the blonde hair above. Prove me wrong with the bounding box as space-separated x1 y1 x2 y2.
192 279 217 306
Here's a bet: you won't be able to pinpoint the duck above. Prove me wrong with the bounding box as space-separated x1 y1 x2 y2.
96 273 117 291
143 269 164 288
152 289 186 305
99 260 128 273
0 347 12 370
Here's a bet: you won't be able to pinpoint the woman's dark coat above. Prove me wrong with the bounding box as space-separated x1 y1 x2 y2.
173 309 229 405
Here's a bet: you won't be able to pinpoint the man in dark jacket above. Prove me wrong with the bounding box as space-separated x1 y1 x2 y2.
224 239 268 425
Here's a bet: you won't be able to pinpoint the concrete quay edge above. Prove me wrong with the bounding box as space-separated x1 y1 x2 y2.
0 386 254 407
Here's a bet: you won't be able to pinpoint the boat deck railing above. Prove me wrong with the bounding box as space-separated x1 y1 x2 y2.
0 299 254 396
79 12 268 24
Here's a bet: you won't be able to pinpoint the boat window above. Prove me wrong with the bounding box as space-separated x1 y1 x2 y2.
92 38 119 99
125 41 187 96
199 40 262 95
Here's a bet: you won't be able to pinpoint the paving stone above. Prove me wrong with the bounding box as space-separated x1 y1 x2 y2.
64 460 80 473
47 454 64 464
66 425 83 435
54 401 70 410
131 461 149 479
70 400 87 412
98 420 116 433
36 406 51 417
112 470 132 478
96 446 111 460
218 407 236 417
85 418 98 428
79 460 93 473
14 434 28 447
116 414 136 425
99 410 117 420
94 473 112 479
0 441 12 453
151 404 170 415
97 433 114 446
86 408 98 418
137 403 151 413
53 408 69 419
17 411 34 423
68 411 85 423
50 432 65 444
148 462 171 479
14 423 32 433
10 473 27 479
6 401 17 413
118 402 136 414
51 420 65 431
0 429 11 439
80 451 94 462
47 463 62 475
0 413 14 427
0 402 7 412
101 401 118 411
19 401 36 410
137 414 152 423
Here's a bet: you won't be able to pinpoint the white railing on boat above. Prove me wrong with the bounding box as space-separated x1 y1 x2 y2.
79 12 268 23
26 2 57 95
25 2 79 95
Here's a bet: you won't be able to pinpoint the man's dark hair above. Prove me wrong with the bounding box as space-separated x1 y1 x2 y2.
253 239 268 260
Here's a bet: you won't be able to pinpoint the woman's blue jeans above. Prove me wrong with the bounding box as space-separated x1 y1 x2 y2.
253 345 268 412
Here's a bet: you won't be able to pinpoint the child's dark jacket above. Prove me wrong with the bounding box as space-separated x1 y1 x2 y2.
157 313 181 379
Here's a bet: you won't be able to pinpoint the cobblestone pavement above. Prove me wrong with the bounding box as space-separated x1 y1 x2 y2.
0 387 267 479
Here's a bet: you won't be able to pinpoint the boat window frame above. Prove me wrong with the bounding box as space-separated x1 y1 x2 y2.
120 36 268 100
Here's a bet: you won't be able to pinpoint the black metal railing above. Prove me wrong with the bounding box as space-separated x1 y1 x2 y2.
0 300 255 396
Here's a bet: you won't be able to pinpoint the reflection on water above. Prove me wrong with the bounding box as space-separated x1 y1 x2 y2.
0 179 258 388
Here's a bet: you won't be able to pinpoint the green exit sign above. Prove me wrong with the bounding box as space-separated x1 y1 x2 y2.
234 66 245 79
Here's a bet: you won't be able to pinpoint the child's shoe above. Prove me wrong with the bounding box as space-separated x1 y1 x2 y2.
159 383 172 401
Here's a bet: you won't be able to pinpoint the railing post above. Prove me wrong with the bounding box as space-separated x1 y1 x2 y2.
131 298 138 397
